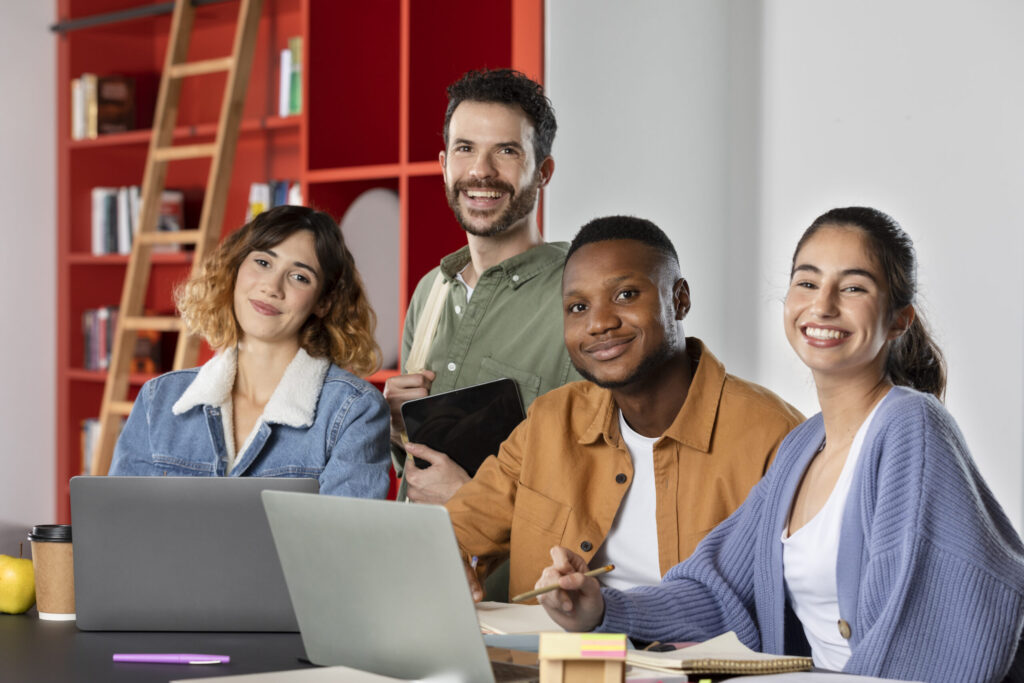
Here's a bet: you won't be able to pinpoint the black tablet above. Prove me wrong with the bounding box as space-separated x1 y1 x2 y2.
400 378 526 477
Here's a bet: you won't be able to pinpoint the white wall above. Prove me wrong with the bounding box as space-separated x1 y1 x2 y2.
548 0 1024 529
0 4 56 526
4 2 1021 530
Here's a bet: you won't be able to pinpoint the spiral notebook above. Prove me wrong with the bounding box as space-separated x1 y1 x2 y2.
626 631 813 676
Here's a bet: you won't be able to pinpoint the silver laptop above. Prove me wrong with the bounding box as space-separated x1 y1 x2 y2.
70 475 318 631
261 491 539 682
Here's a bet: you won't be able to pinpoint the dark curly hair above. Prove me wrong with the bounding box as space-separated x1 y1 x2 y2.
443 68 557 163
793 207 946 400
175 205 381 377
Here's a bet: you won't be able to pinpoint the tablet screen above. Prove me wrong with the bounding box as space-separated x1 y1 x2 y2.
401 378 526 477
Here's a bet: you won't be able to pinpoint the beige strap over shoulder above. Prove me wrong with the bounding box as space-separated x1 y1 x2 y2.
405 271 449 374
396 271 449 502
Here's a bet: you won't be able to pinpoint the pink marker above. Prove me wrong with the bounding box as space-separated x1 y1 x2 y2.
113 653 230 665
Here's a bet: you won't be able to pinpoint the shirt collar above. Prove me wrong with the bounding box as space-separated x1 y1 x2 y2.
579 338 726 453
172 347 330 428
438 242 568 290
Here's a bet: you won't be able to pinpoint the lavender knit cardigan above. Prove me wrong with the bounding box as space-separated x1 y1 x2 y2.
599 387 1024 682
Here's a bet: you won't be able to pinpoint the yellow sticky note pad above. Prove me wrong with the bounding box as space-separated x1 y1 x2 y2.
539 633 627 660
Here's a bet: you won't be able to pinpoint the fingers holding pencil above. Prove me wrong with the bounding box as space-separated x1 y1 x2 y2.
533 546 608 632
512 563 614 602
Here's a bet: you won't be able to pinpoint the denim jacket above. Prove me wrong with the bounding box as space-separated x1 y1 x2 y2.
109 348 391 498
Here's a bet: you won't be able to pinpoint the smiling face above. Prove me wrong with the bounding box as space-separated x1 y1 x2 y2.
440 100 552 237
232 229 328 348
562 240 689 389
784 225 906 382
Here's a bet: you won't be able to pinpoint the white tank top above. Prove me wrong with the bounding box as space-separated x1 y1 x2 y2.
781 397 884 670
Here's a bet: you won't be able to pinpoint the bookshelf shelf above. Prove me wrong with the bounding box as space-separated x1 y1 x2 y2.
66 252 193 265
67 115 300 150
55 0 543 520
66 368 158 386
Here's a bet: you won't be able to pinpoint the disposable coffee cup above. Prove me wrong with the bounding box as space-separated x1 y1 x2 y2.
28 524 75 621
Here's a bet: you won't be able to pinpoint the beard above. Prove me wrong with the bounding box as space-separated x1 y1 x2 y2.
445 174 541 237
572 337 677 390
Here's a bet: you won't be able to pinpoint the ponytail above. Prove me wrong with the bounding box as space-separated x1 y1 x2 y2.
887 316 946 400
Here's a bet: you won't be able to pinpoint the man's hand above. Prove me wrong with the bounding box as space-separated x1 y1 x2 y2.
403 443 471 504
382 371 435 445
536 546 606 632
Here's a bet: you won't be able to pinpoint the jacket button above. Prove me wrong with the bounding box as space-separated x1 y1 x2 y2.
615 473 627 484
837 619 851 639
580 541 593 552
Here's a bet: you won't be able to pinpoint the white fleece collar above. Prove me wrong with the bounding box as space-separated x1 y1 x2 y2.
172 347 330 428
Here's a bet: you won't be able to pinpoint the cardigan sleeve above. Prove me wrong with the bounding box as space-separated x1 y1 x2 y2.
841 392 1024 683
597 476 770 649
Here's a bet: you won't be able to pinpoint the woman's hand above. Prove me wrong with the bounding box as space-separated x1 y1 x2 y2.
536 546 606 632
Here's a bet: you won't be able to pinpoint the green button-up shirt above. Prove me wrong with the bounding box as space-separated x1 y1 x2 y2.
402 242 581 410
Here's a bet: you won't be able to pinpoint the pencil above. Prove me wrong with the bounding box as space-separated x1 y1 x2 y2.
510 564 615 603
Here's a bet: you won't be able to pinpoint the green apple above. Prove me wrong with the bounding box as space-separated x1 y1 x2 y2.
0 554 36 614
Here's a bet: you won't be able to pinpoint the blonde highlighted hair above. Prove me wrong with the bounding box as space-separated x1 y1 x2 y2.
175 205 381 376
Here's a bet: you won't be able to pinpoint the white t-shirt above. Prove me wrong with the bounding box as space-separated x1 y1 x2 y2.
781 396 886 670
591 410 663 591
455 269 474 301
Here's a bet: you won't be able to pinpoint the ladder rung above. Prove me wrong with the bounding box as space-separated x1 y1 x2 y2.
121 316 183 332
168 57 234 78
152 143 217 162
137 229 202 246
109 401 134 416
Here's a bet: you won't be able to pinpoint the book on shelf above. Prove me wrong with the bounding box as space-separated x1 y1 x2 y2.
89 186 184 255
81 307 165 373
81 417 125 474
116 186 132 255
90 187 118 255
72 73 136 140
625 631 813 676
155 189 185 253
247 180 300 221
71 78 85 140
80 418 100 474
288 36 303 115
277 36 303 117
82 306 117 371
278 46 292 118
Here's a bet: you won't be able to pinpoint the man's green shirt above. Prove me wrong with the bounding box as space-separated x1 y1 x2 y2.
402 242 582 410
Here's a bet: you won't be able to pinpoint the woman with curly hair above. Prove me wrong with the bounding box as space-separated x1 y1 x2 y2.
110 205 391 498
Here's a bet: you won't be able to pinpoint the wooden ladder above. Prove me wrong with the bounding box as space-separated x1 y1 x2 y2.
90 0 265 475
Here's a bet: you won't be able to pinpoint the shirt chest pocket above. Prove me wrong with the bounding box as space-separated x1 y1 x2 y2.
511 484 571 537
479 357 542 409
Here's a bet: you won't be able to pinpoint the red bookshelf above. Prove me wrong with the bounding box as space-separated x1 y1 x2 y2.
54 0 543 521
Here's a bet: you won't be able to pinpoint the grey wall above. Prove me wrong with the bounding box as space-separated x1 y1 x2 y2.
0 3 56 527
547 0 1024 528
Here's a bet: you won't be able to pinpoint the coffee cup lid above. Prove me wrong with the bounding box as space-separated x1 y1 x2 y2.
28 524 72 542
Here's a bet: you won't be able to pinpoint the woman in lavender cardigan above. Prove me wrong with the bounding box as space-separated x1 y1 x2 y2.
537 207 1024 682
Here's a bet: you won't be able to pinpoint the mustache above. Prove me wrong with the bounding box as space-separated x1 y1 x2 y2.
453 178 516 195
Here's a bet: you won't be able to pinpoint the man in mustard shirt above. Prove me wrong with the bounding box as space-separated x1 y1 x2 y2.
446 216 804 601
384 69 580 505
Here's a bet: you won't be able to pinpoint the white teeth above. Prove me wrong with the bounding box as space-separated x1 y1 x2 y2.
805 326 846 340
466 190 502 199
